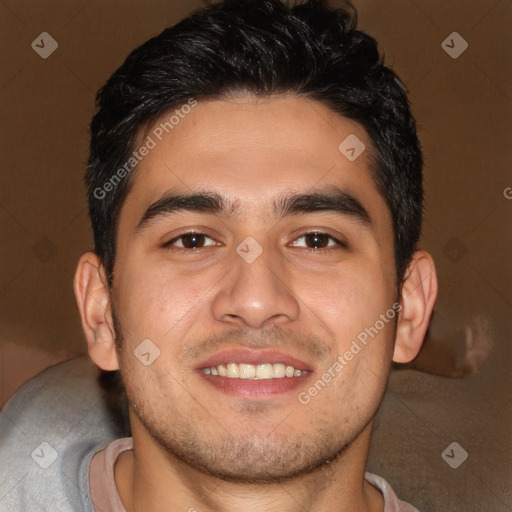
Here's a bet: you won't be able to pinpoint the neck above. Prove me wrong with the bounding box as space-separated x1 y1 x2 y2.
114 423 383 512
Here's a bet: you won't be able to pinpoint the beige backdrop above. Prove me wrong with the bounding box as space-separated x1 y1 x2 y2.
0 0 510 509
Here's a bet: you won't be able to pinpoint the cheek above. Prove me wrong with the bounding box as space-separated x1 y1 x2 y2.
113 256 226 345
297 263 396 394
298 263 394 342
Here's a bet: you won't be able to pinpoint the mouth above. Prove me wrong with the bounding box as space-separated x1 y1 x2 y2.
195 348 314 398
201 362 308 379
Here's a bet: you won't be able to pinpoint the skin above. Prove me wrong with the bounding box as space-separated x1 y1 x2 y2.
75 95 437 512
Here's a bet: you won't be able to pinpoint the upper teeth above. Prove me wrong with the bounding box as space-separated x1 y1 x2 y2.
202 363 307 379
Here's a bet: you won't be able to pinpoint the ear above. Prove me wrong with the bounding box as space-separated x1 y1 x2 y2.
393 250 438 363
74 252 119 370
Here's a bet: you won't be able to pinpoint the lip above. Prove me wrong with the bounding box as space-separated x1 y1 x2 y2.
195 348 314 372
199 370 312 399
195 348 315 400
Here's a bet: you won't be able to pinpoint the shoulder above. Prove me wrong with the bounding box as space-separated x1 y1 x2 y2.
0 357 126 511
365 472 421 512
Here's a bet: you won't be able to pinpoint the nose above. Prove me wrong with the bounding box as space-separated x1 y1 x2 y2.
211 248 300 329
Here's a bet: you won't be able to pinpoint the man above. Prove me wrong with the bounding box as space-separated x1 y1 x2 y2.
1 0 437 510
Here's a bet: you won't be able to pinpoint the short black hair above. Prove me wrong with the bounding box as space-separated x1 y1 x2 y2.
86 0 423 288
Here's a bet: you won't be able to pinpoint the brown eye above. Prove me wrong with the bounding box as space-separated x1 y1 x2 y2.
181 233 206 249
291 232 343 250
166 232 217 249
304 233 330 248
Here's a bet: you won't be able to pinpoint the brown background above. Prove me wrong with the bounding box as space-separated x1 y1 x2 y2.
0 0 510 509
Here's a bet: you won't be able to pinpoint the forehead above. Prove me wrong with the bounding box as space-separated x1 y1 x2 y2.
120 95 389 228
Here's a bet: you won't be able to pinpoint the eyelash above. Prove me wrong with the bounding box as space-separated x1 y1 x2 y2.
163 231 347 253
292 232 347 252
164 232 219 250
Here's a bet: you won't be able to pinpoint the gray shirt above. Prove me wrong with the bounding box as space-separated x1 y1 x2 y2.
0 357 123 511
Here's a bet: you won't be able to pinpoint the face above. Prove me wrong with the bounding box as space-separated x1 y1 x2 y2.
111 95 397 482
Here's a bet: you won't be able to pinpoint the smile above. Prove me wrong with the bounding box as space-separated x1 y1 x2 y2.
201 363 309 379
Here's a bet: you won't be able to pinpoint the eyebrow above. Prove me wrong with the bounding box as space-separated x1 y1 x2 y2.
135 186 372 233
275 187 371 225
135 192 239 233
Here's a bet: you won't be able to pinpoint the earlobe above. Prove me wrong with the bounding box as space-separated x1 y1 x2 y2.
74 252 120 371
393 250 438 364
